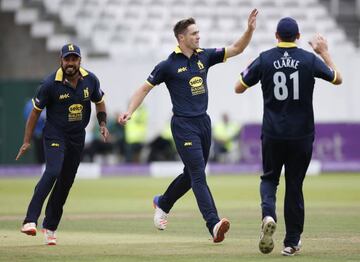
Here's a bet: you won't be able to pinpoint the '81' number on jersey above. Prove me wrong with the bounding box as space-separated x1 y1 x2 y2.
273 71 299 100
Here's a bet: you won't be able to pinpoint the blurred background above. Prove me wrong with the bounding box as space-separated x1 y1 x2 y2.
1 0 360 176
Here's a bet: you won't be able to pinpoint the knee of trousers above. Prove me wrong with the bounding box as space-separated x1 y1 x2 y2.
189 170 207 185
260 172 280 184
43 165 62 179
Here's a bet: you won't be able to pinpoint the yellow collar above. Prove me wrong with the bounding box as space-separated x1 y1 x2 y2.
174 46 204 54
55 67 88 81
277 42 297 48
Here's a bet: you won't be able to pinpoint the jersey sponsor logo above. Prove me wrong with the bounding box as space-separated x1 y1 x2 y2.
69 104 83 113
184 141 192 146
51 143 60 147
83 87 89 99
189 76 203 87
68 104 83 122
177 66 187 73
189 76 205 96
59 93 70 100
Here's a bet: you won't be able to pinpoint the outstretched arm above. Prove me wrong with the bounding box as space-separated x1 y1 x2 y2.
309 33 343 85
226 8 258 59
118 82 153 125
16 108 41 160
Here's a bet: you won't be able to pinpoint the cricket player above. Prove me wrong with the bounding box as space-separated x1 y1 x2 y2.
119 9 258 243
16 44 109 245
234 17 342 255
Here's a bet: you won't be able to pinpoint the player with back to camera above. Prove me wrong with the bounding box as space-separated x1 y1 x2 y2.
234 17 342 255
16 44 109 245
118 9 258 243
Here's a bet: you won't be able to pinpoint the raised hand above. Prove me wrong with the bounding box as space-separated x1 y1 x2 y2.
309 33 328 55
248 9 258 32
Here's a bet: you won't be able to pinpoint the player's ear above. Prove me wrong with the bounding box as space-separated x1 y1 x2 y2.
178 34 185 42
275 32 281 41
296 33 300 40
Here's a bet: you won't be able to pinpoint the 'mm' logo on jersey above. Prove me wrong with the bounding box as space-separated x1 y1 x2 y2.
59 93 70 100
177 67 187 73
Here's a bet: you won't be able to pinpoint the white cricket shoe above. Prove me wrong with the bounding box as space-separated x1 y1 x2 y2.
42 229 57 245
281 240 301 256
213 218 230 243
153 195 168 230
21 222 37 236
259 216 277 254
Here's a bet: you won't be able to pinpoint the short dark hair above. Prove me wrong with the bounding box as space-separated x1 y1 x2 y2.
278 35 298 42
173 17 196 39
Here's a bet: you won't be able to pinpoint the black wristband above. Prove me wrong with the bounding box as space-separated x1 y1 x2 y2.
97 112 107 125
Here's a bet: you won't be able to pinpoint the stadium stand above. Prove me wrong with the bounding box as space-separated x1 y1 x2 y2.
1 0 357 58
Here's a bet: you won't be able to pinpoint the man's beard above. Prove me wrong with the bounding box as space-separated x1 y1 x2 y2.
62 65 79 78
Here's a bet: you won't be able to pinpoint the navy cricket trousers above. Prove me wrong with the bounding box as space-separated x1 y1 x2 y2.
157 114 220 234
24 132 84 231
260 135 314 247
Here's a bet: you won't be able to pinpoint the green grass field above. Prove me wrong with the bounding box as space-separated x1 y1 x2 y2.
0 174 359 262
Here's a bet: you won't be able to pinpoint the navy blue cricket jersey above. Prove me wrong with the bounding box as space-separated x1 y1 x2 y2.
146 46 226 117
32 67 104 136
240 42 337 139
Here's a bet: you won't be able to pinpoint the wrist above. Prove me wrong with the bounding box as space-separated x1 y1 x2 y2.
246 27 254 34
97 111 107 126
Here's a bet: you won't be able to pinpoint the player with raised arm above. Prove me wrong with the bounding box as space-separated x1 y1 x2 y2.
119 9 258 243
235 17 342 255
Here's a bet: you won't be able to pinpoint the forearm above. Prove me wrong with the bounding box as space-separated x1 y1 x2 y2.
95 101 107 126
320 51 342 84
226 8 258 58
230 28 254 56
127 83 151 115
320 51 336 71
23 109 41 143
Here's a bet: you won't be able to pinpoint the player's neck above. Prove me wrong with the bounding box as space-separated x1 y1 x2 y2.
64 72 80 89
178 44 194 58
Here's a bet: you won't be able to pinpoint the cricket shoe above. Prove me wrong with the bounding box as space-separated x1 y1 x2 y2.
42 229 57 245
259 216 277 254
21 222 37 236
153 195 168 230
213 218 230 243
281 240 301 256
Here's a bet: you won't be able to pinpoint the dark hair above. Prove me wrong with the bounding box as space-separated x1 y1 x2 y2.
173 17 196 39
278 35 298 42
